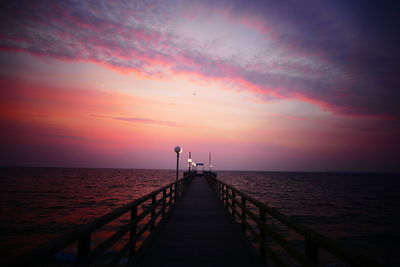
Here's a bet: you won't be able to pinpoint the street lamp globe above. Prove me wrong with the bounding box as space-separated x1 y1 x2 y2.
174 146 182 181
174 146 182 154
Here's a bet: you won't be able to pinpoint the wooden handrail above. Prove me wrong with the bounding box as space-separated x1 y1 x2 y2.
205 174 381 267
107 207 166 266
226 190 316 266
9 174 195 266
89 189 175 260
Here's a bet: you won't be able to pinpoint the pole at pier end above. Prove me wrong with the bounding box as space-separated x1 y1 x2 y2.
209 152 212 171
174 146 182 181
188 152 192 172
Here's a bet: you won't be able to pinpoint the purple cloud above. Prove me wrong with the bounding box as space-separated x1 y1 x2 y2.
39 134 86 140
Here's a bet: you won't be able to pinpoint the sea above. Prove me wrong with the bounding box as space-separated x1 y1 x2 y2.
0 167 399 266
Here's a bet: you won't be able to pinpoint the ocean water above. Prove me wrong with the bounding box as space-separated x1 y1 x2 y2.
0 168 399 265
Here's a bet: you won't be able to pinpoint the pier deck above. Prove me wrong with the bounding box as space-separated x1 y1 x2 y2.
137 175 261 267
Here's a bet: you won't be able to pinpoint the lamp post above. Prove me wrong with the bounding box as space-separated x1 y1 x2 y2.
193 163 197 172
188 158 192 172
188 152 192 172
174 146 182 181
209 152 212 171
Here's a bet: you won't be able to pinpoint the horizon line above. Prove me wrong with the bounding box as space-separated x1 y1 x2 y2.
1 165 398 174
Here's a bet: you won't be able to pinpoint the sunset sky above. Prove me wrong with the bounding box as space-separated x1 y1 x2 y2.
1 0 399 172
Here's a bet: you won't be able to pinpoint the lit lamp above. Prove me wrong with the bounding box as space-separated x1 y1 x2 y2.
174 146 182 181
188 158 192 171
210 164 213 171
188 152 192 172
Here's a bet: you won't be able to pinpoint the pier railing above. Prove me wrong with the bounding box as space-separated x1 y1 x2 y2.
205 174 380 267
11 174 194 266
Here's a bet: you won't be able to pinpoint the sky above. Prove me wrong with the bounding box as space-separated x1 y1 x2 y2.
0 0 399 172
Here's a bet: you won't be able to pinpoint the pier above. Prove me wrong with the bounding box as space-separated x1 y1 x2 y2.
10 172 380 267
136 172 262 267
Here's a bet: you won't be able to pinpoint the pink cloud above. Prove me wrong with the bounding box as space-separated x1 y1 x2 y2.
0 0 399 120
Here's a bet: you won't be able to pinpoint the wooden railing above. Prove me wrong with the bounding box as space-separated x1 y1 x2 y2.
203 170 217 177
10 174 194 266
205 174 381 267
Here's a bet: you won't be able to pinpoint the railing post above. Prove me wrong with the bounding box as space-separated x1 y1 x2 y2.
151 194 156 231
169 184 173 206
77 233 91 266
219 182 222 201
259 208 267 262
305 237 318 264
232 191 236 220
129 205 137 259
178 180 181 198
173 183 177 202
177 180 180 199
241 196 246 234
221 184 225 203
223 185 226 205
162 188 166 217
176 181 180 199
225 186 229 210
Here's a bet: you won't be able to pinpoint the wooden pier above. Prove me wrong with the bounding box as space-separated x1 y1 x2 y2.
136 173 262 267
9 172 381 267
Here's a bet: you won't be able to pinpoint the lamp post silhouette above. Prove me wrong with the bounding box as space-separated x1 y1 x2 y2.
209 152 212 171
174 146 182 181
188 158 192 171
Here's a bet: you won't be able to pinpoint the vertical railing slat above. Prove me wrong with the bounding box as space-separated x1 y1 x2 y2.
162 188 166 217
225 187 229 210
232 191 236 220
305 237 319 264
241 196 246 234
151 194 156 231
129 205 138 260
259 208 267 262
77 233 91 266
169 184 173 206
